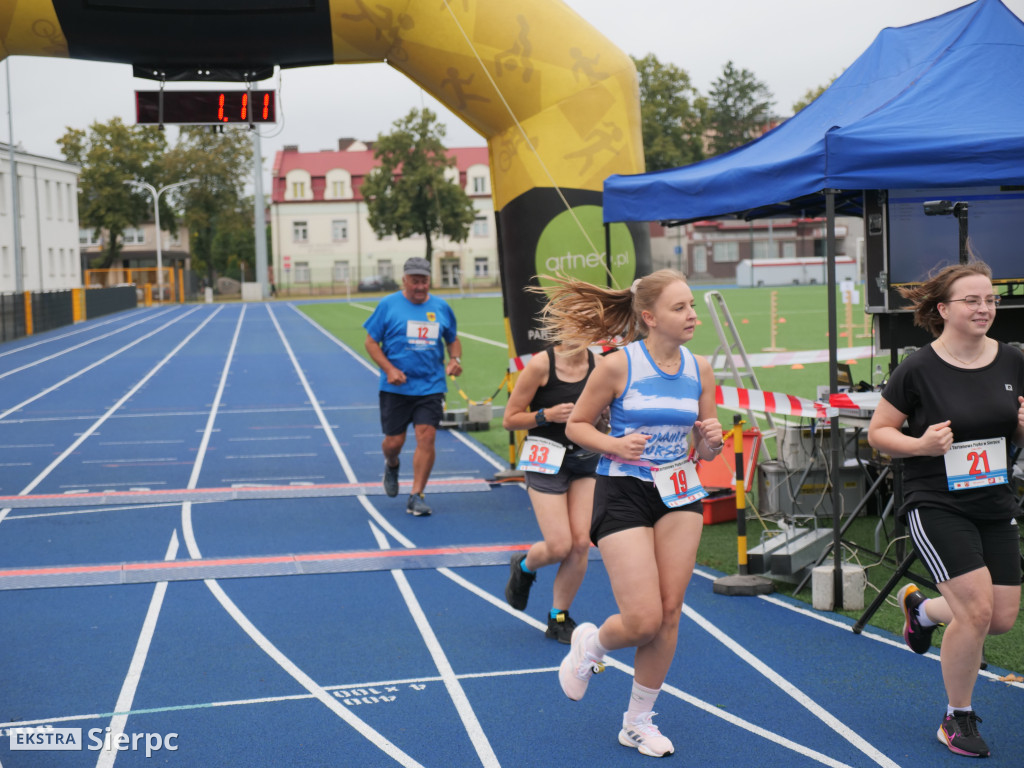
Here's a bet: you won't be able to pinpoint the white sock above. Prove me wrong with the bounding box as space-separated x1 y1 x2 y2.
584 628 608 661
626 682 661 721
947 704 972 716
916 598 938 628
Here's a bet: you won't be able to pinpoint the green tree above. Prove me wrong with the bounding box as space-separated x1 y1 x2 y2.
58 118 168 267
792 76 837 114
162 127 255 287
632 54 706 171
361 108 477 269
706 61 775 156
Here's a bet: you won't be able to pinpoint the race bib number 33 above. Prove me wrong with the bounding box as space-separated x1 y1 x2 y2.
516 436 566 475
943 437 1007 491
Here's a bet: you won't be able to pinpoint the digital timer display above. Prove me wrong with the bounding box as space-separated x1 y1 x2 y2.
136 90 276 125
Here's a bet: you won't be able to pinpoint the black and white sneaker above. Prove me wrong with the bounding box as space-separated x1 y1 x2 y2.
938 710 990 757
897 583 936 655
504 553 536 610
545 610 577 644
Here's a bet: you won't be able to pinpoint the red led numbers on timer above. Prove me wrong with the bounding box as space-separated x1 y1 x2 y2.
967 450 990 475
669 468 688 495
261 93 271 120
528 445 550 464
240 92 248 121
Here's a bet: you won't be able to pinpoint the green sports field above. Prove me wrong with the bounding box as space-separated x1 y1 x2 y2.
300 284 1024 673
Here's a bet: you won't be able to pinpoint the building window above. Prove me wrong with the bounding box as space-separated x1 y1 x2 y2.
1 246 8 277
377 259 394 279
781 241 797 259
752 239 775 260
294 261 311 283
56 182 65 220
332 219 349 242
292 220 308 243
291 181 306 199
44 180 52 219
713 241 739 263
472 175 488 194
472 216 489 238
474 257 489 278
330 180 347 198
123 227 145 245
79 228 101 246
333 260 349 281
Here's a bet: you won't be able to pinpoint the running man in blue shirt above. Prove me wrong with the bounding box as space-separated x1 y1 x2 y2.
364 257 463 516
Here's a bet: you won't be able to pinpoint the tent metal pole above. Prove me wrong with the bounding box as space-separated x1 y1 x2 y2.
825 189 844 609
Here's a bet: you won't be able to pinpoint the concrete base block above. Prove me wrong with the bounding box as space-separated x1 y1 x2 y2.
812 564 866 611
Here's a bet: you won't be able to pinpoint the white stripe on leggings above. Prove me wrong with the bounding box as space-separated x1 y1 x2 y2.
907 508 949 582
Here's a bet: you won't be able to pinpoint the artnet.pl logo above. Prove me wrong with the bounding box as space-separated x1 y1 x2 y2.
7 725 179 758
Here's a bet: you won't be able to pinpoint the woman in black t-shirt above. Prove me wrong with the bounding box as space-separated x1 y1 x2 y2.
502 344 601 643
868 260 1024 758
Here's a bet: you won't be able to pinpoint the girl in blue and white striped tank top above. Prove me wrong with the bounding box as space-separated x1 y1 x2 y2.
538 269 724 756
598 340 702 481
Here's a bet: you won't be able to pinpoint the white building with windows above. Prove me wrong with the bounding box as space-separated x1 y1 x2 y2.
0 143 82 293
269 139 498 294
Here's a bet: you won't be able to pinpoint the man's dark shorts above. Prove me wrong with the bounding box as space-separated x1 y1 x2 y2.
379 391 445 436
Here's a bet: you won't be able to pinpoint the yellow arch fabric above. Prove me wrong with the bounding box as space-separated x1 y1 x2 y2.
326 0 643 210
0 0 68 61
2 0 648 360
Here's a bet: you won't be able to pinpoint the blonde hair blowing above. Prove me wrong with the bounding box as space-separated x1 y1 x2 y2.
537 269 688 353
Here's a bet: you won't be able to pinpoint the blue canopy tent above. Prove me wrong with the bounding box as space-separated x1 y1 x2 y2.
603 0 1024 224
601 0 1024 604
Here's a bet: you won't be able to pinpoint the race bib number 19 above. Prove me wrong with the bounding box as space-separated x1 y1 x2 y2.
651 457 708 508
943 437 1007 491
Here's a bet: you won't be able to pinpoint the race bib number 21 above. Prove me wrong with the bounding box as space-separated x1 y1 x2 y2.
943 437 1007 491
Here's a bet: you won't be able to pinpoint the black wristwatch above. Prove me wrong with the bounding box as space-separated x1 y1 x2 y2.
535 408 546 426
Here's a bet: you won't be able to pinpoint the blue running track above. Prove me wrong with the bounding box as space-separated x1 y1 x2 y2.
0 303 1021 767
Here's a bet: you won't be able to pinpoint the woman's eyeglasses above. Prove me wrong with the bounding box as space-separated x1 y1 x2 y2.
945 295 1001 310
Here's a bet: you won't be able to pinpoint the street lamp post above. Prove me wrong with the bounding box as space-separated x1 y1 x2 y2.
123 178 198 301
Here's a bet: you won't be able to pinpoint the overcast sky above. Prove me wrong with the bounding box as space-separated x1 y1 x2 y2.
4 0 1021 191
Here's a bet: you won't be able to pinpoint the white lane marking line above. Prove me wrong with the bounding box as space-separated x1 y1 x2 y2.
275 306 499 764
293 303 507 471
370 523 500 768
439 566 860 768
0 307 197 420
179 305 426 768
94 530 179 768
683 603 900 768
0 306 216 528
0 308 176 376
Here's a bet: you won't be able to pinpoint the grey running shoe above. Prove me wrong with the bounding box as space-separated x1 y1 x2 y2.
619 712 675 757
897 583 936 654
504 553 536 610
545 610 577 644
406 492 432 517
937 710 989 757
383 461 400 497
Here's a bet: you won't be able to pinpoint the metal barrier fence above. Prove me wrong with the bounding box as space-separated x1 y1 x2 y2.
0 286 138 344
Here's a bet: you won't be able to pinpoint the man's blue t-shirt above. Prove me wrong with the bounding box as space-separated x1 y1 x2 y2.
363 292 458 396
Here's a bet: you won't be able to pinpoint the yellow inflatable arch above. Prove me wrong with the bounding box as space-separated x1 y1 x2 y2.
2 0 649 360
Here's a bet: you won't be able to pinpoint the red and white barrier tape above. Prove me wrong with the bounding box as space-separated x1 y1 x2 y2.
717 386 880 419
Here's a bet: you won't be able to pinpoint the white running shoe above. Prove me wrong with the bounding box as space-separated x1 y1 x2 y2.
618 711 675 757
558 622 603 701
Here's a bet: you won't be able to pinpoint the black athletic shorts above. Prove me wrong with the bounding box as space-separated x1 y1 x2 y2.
525 450 599 495
379 391 444 436
590 473 703 545
907 506 1022 586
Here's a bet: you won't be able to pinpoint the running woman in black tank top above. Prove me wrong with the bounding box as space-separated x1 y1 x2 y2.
502 345 601 643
